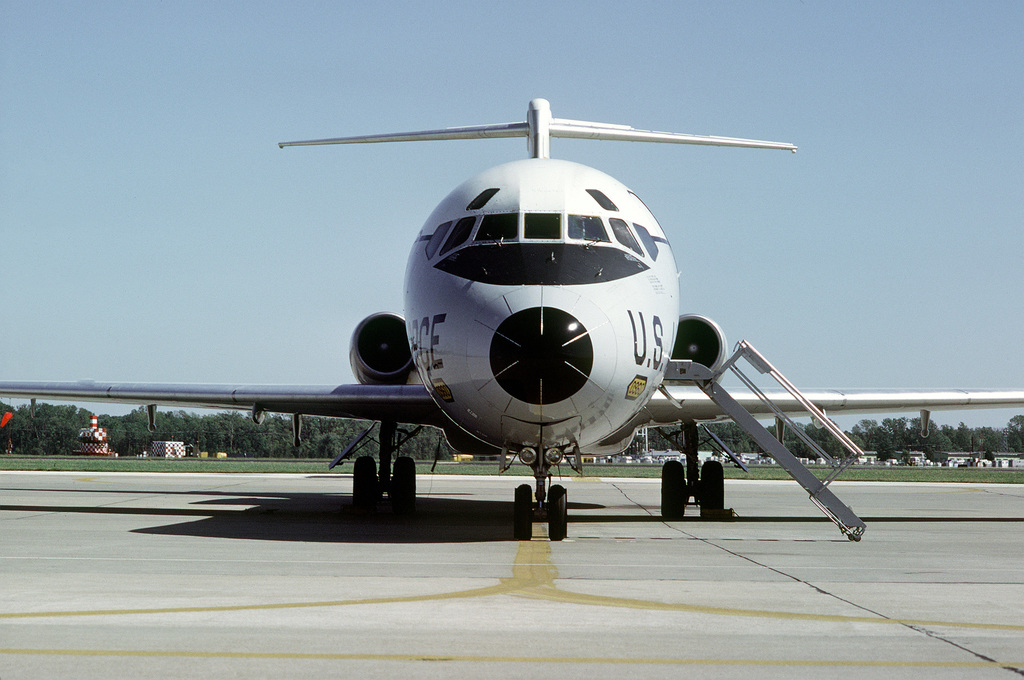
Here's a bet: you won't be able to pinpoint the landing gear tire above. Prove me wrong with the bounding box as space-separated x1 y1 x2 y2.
390 455 416 515
700 460 725 510
548 484 567 541
513 484 533 540
352 455 379 509
661 459 687 519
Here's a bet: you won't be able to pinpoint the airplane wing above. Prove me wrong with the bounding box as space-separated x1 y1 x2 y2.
645 386 1024 425
0 381 444 425
2 380 1022 428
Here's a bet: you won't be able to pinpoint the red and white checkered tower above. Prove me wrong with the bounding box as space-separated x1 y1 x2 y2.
77 415 115 456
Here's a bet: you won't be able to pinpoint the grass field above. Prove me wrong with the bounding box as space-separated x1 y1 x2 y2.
1 456 1022 483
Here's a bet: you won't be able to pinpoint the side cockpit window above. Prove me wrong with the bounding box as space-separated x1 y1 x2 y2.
568 215 610 242
609 218 644 257
524 213 560 239
632 224 659 261
475 213 518 241
425 221 452 259
439 216 476 256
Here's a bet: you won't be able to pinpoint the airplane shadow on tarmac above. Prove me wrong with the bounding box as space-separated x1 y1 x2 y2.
6 485 1023 544
0 483 598 544
132 493 532 543
99 500 1024 544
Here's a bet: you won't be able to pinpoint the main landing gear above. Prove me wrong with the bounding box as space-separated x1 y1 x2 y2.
659 422 726 519
346 420 418 515
511 447 570 541
350 453 417 514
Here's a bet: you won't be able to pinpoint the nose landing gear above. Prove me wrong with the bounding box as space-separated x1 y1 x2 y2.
511 448 570 541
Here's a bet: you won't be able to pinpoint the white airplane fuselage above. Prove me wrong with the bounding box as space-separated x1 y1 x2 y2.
405 158 678 456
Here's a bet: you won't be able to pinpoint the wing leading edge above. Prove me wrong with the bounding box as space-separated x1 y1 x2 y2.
645 386 1024 426
0 381 443 425
2 381 1022 430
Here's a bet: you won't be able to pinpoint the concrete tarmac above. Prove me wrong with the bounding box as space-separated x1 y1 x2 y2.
2 470 1023 679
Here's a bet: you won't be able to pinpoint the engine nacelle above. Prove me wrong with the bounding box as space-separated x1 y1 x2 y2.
672 314 728 370
350 312 414 385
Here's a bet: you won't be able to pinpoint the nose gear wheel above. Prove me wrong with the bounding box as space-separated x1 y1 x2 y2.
510 444 572 541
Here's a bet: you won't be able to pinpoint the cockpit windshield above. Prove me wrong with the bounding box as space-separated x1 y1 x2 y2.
524 213 560 239
428 210 652 284
428 211 656 265
567 215 610 242
475 213 518 241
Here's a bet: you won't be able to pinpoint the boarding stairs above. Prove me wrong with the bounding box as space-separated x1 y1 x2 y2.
662 341 867 541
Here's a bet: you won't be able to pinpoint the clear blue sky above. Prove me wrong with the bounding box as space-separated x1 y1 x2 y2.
2 1 1022 428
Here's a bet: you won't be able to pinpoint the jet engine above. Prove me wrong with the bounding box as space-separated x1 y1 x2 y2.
350 313 414 385
672 314 728 370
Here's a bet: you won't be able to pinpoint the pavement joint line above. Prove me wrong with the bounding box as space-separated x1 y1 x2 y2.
632 476 1024 680
681 531 1024 675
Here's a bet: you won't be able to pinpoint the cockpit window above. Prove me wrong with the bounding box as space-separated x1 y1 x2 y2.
632 223 659 260
567 215 610 242
425 221 452 259
524 213 560 239
609 218 644 257
586 189 618 211
439 216 476 255
466 188 500 211
475 213 518 241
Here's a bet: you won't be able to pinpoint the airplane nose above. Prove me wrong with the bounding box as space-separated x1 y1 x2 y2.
489 306 594 405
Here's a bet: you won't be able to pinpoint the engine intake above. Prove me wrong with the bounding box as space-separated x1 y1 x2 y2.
672 314 728 370
350 313 414 385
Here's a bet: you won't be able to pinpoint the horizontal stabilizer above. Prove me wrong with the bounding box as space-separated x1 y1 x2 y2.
279 122 528 148
280 98 797 159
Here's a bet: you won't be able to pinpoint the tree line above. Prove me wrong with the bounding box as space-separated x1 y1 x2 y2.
0 402 446 460
2 400 1023 462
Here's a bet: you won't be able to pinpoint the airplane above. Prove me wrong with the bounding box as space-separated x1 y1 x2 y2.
4 98 1024 542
